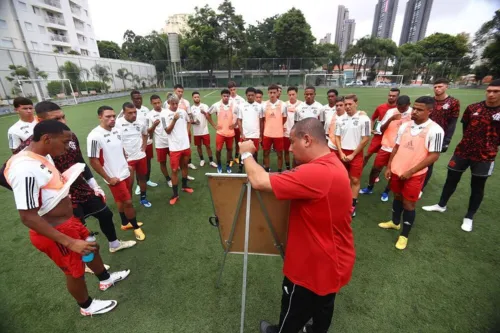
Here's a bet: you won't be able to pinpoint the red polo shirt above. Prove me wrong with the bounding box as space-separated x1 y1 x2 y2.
269 153 355 296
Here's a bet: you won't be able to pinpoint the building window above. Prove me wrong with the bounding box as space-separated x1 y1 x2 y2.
38 25 45 33
1 38 14 48
0 19 7 29
31 41 38 50
25 22 33 31
81 49 89 56
32 6 41 15
85 9 88 16
18 1 27 11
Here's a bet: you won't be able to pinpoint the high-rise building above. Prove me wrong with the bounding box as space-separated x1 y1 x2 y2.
0 0 100 57
320 33 332 44
334 5 349 45
341 19 356 53
163 14 190 35
399 0 434 45
371 0 399 39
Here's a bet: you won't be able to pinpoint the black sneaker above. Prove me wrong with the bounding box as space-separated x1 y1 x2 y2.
259 320 278 333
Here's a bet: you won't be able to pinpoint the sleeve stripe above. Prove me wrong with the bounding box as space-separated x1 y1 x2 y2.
25 177 35 209
161 117 167 128
90 140 98 158
434 132 442 151
365 121 370 136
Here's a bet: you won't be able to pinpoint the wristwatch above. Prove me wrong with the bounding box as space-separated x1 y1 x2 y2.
240 152 253 161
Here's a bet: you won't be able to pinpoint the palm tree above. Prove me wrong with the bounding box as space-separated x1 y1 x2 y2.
91 64 112 92
57 61 89 91
115 68 133 90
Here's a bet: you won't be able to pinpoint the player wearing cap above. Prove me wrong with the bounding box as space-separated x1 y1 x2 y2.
148 95 172 188
294 86 324 125
161 95 194 205
228 81 246 164
379 96 444 250
423 80 500 232
262 84 288 172
323 89 338 151
360 96 412 202
335 94 371 217
87 106 146 241
191 91 217 168
284 87 302 170
8 97 37 152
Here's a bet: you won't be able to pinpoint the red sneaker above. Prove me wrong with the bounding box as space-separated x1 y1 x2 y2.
169 196 179 205
182 187 194 194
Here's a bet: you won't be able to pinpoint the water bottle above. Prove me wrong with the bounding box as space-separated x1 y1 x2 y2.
82 232 96 263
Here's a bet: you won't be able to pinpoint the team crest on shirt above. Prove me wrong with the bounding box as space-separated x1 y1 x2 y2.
493 113 500 121
68 141 76 150
442 103 450 110
135 126 140 132
353 120 359 126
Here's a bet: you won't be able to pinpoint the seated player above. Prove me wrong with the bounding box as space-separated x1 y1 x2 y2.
335 94 371 217
228 81 246 164
327 96 346 152
206 89 238 174
5 120 130 316
191 91 217 168
8 97 37 153
255 89 264 104
284 87 302 169
161 95 194 205
323 89 338 150
379 96 444 250
262 84 287 172
360 95 412 202
87 106 146 241
295 86 324 126
148 95 172 187
116 102 152 208
237 87 264 173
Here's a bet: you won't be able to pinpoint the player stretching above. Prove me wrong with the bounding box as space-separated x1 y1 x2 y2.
335 94 371 217
360 96 412 202
228 81 245 164
237 87 264 173
284 87 302 169
327 97 346 152
191 91 217 168
262 84 287 172
148 95 172 188
8 97 37 152
162 95 194 205
323 89 338 150
255 89 264 104
207 89 238 174
5 120 130 316
116 102 152 208
379 96 444 250
423 81 500 232
87 106 146 241
295 86 324 125
364 88 400 166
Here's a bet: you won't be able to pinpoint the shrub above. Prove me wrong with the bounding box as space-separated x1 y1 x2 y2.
46 81 71 97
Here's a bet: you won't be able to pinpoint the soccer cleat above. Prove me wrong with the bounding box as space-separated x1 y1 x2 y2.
187 175 195 181
146 180 158 187
422 204 447 213
381 192 389 202
99 269 131 291
134 185 140 195
167 180 173 187
80 299 117 316
419 191 423 199
120 222 144 230
210 161 218 168
133 228 146 241
351 206 356 218
395 236 408 250
109 240 137 253
229 160 234 167
378 220 401 230
200 160 205 167
182 187 194 194
259 320 277 333
217 165 223 174
375 177 380 183
226 165 232 174
139 198 152 208
359 187 373 194
234 156 240 164
188 163 197 170
169 195 179 205
85 264 110 274
461 218 473 232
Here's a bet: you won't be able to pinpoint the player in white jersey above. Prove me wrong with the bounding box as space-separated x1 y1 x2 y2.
327 97 347 152
335 94 371 217
87 106 146 241
322 89 338 148
255 89 264 104
191 91 217 168
8 97 37 152
294 86 324 125
228 81 246 164
237 87 264 173
148 95 172 188
161 95 194 205
284 87 302 170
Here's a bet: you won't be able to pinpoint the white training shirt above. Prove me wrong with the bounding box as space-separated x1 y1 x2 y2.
163 98 191 113
284 100 302 138
160 109 190 152
87 126 130 182
380 107 413 153
294 101 325 122
8 119 36 150
335 111 372 150
237 101 264 139
229 95 245 129
191 103 210 136
208 101 239 125
322 104 337 134
396 119 444 153
115 117 147 161
118 105 152 145
147 109 169 149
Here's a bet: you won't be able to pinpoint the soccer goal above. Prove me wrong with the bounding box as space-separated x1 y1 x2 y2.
374 75 404 88
304 73 346 88
17 78 78 106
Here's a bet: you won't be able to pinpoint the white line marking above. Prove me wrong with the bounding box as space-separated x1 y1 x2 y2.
203 90 218 98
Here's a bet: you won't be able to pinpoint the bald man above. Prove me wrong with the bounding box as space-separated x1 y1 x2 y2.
239 118 355 333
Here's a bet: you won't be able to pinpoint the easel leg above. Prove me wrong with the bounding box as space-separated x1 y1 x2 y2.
255 191 285 259
240 182 252 333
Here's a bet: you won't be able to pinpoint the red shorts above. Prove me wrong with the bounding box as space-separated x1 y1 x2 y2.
339 149 364 178
234 128 241 142
156 147 170 163
373 150 391 169
108 177 132 203
128 157 147 176
30 217 89 278
283 137 291 152
262 136 284 152
390 173 426 202
367 135 382 154
170 148 191 170
240 138 260 152
194 134 211 146
216 134 234 151
145 144 154 159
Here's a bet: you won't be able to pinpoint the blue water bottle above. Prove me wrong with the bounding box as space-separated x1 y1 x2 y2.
82 232 96 263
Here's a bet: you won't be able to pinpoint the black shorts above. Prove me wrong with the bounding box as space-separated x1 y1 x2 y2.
448 155 495 177
73 195 108 223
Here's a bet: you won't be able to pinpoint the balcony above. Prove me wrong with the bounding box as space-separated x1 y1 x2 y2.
45 16 65 26
41 0 61 8
78 38 87 45
74 22 85 31
50 34 69 43
70 6 81 16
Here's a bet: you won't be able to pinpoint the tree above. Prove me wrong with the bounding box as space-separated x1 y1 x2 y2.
5 65 48 96
115 68 133 89
121 30 154 62
217 0 246 79
474 10 500 79
57 61 89 91
313 43 341 73
91 64 112 92
97 40 123 59
393 43 426 83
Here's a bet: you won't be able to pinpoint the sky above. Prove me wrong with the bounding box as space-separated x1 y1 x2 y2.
88 0 499 46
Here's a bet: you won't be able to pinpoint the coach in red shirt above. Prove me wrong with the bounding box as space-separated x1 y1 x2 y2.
239 118 355 333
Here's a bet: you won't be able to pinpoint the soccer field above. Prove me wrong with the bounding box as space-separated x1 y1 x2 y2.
0 87 498 333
